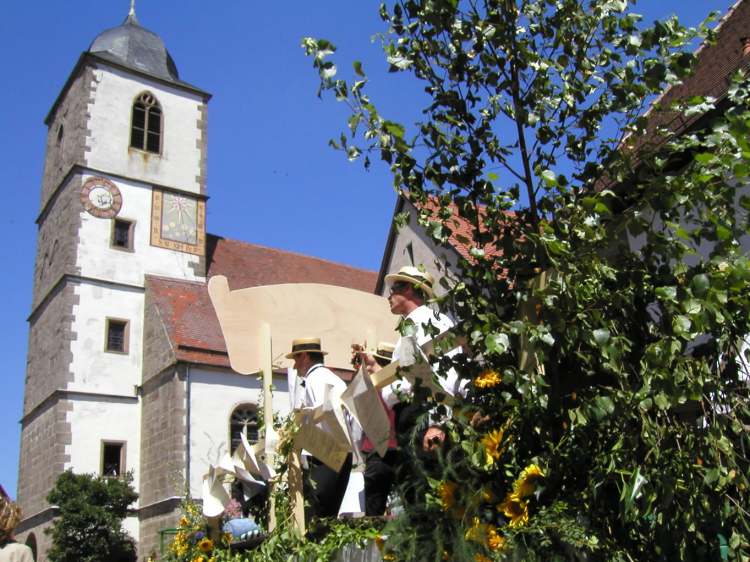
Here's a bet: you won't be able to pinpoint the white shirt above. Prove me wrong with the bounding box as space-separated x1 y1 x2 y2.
302 363 347 409
300 363 350 460
383 305 459 407
0 543 34 562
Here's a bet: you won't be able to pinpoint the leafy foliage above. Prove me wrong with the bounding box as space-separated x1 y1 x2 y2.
301 0 750 560
46 470 138 562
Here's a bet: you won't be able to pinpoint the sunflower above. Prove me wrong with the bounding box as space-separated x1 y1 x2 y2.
475 554 492 562
475 369 502 389
513 464 545 498
197 537 214 553
481 427 508 464
487 525 506 551
498 492 529 528
438 480 457 511
179 516 190 528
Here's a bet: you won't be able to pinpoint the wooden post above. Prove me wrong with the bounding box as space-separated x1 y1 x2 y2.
288 447 306 536
260 323 276 531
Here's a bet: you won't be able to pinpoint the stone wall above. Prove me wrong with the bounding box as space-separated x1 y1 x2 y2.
138 500 181 561
31 172 83 310
24 283 79 414
17 399 72 522
41 66 93 209
15 519 54 562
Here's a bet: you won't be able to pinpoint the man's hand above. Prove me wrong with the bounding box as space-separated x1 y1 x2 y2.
351 343 380 374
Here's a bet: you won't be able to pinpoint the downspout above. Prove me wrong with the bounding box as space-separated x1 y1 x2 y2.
185 364 191 495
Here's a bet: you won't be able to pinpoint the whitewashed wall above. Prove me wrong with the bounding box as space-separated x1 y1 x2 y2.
69 282 143 394
76 173 204 285
187 368 292 497
66 397 141 492
86 66 204 194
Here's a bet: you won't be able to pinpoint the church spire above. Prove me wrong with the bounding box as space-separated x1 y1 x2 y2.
126 0 139 24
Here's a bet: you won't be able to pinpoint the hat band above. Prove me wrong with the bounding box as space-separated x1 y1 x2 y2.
291 343 322 354
399 273 432 289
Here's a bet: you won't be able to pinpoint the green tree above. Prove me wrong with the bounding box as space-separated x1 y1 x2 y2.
46 470 138 562
304 1 750 560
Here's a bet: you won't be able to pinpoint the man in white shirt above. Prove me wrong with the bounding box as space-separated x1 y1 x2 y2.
357 265 459 454
286 337 352 523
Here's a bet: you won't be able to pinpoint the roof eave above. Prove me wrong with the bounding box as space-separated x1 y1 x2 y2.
44 51 211 126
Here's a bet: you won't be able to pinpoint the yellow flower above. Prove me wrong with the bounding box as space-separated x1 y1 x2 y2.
513 464 545 498
487 525 506 551
197 537 214 553
475 369 502 389
475 554 492 562
498 492 529 528
179 516 190 527
465 517 486 543
375 535 386 552
438 480 457 511
481 427 508 464
191 557 204 562
383 554 396 561
481 488 496 503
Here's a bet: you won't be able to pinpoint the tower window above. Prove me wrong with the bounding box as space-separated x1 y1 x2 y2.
130 92 162 154
105 318 129 353
230 405 259 454
101 441 126 477
111 219 134 251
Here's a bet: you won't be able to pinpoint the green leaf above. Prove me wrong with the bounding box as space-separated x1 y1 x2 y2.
541 169 557 187
655 286 677 302
353 60 365 77
485 332 510 355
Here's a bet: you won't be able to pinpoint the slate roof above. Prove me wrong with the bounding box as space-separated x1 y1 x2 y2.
89 13 180 82
147 234 378 370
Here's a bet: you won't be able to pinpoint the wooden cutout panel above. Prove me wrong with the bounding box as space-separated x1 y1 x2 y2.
208 276 399 373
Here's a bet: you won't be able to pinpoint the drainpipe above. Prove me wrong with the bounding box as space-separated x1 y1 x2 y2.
185 364 191 496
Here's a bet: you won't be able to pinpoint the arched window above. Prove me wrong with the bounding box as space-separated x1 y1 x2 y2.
130 92 162 153
25 533 37 561
229 404 259 454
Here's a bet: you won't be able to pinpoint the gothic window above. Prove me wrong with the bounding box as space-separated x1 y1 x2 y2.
230 405 259 454
130 92 162 153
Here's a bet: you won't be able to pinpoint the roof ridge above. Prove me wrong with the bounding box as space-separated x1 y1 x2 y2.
209 233 377 275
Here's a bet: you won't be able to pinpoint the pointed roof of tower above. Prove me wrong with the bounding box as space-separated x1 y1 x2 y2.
88 5 180 82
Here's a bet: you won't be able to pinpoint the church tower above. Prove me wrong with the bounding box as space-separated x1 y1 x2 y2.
17 6 210 559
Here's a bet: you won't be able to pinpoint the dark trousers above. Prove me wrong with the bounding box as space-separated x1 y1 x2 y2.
364 449 401 516
303 453 353 522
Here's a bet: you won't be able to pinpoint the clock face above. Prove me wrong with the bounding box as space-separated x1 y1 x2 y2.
80 177 122 218
150 189 205 256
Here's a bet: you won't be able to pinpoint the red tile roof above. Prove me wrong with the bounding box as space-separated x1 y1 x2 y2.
629 0 750 154
147 234 378 370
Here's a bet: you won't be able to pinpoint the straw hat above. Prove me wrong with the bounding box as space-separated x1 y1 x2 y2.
285 337 328 359
0 496 21 539
373 342 395 362
384 265 435 298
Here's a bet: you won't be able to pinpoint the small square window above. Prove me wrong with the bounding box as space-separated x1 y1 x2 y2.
101 441 126 477
111 219 134 251
105 319 129 353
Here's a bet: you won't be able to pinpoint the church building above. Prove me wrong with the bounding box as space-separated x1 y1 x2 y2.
15 8 382 560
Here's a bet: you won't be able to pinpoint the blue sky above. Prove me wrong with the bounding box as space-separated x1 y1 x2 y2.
0 0 731 497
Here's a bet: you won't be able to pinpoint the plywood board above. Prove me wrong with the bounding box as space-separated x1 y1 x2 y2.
208 276 399 374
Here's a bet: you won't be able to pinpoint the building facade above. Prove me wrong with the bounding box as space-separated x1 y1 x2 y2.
16 10 378 561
